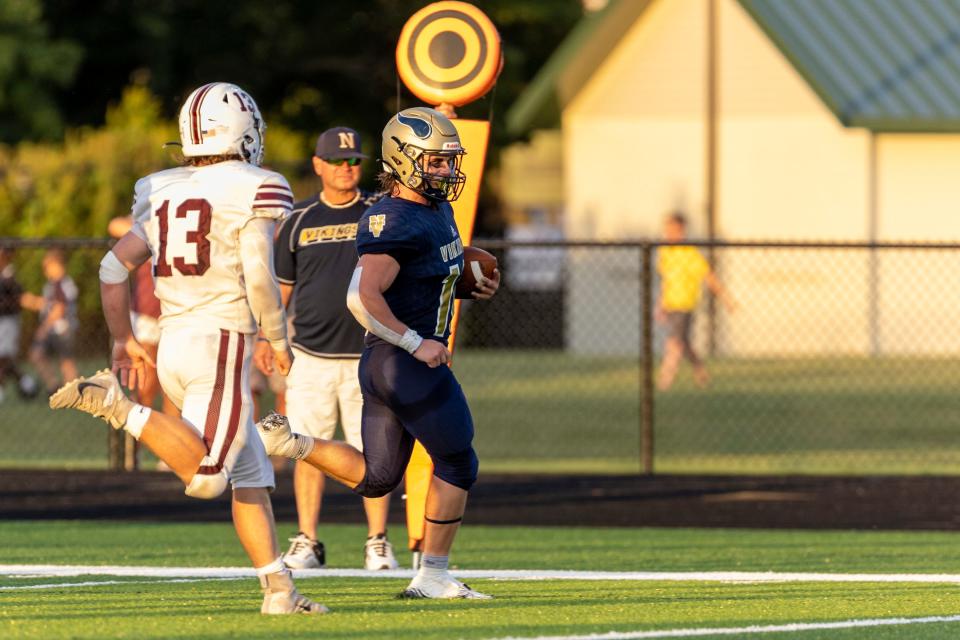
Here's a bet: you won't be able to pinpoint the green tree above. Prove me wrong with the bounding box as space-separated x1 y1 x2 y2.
0 0 82 142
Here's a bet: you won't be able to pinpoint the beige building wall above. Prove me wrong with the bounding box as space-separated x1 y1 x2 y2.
563 0 872 354
564 0 707 354
565 0 707 240
874 136 960 353
877 135 960 241
560 0 960 356
718 0 870 240
716 0 870 355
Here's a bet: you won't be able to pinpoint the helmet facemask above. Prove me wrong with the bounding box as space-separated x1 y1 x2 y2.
240 112 266 166
397 142 466 202
381 107 468 203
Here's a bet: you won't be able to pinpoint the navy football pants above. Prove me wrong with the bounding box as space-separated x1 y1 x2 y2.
353 340 478 498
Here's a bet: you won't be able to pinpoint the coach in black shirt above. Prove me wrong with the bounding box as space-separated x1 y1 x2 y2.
254 127 398 571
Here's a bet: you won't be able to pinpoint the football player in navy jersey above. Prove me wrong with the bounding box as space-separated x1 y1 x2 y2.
255 127 398 572
259 107 499 599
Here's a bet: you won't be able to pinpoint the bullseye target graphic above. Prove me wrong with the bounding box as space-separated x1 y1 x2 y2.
396 1 503 106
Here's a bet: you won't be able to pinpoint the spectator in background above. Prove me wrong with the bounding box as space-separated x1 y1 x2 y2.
21 249 79 395
255 126 397 571
0 248 30 402
656 212 736 391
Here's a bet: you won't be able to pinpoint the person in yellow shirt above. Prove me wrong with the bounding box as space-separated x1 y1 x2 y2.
656 213 735 390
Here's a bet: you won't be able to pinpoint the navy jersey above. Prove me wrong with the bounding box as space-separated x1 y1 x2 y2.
356 196 464 344
276 191 381 356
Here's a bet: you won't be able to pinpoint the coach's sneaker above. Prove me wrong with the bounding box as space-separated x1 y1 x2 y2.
259 569 328 614
283 532 325 569
257 412 314 459
364 533 399 570
399 571 492 599
49 369 133 430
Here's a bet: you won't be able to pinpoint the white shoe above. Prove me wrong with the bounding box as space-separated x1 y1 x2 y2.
364 534 399 570
400 571 492 599
49 369 133 430
257 412 312 459
259 569 328 614
283 532 325 569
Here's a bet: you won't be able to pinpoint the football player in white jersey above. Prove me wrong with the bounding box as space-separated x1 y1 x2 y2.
49 82 325 615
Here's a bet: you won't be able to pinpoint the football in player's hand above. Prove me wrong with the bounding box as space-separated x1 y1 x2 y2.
456 246 498 299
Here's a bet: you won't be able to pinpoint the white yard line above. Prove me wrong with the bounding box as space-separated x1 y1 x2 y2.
7 565 960 584
0 577 239 591
486 614 960 639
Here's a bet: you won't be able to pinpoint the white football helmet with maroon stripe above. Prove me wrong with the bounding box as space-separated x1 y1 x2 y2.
178 82 266 166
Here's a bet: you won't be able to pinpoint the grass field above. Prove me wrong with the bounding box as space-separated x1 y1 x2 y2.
6 351 960 475
6 521 960 638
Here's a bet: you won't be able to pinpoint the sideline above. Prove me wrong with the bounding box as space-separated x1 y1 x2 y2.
0 577 239 591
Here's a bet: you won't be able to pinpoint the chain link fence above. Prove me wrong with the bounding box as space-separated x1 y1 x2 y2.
0 239 114 468
5 237 960 475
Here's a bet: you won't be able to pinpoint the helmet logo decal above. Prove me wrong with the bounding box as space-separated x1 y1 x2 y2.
189 83 217 145
397 112 432 139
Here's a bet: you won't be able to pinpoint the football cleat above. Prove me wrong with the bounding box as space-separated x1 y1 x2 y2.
283 532 325 569
256 412 312 459
364 533 399 570
259 568 328 614
49 369 133 430
399 571 492 600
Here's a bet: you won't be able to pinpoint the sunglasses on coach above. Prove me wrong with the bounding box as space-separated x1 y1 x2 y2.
324 157 362 167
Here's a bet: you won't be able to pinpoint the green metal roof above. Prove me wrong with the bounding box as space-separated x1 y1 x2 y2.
741 0 960 132
508 0 960 135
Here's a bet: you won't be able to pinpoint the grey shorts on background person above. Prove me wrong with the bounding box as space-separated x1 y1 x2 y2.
0 316 18 359
665 311 694 342
35 330 75 359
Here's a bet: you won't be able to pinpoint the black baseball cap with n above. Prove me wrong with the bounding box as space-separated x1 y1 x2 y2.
315 127 368 160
